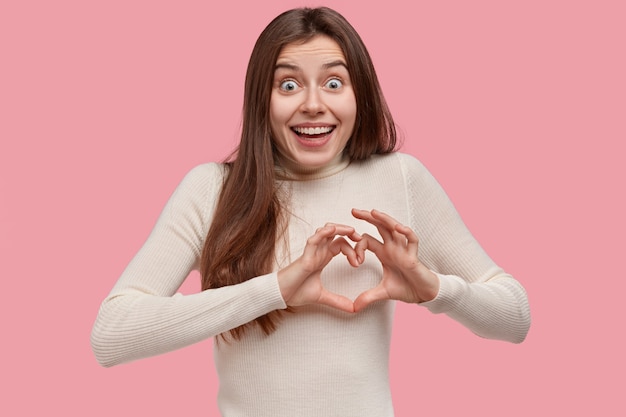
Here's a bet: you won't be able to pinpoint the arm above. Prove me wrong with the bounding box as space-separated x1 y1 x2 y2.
404 154 530 343
352 154 530 343
90 164 286 367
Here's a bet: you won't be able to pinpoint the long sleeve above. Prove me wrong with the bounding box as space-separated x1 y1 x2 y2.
399 154 531 343
90 164 287 367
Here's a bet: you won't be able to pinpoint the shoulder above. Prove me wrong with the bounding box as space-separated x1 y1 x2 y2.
163 162 227 218
365 153 445 197
176 163 226 196
182 162 227 183
365 151 420 164
363 152 429 176
395 152 427 171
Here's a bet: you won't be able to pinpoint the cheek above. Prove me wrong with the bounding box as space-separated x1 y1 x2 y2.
269 95 292 128
337 94 357 128
269 96 294 151
270 94 293 116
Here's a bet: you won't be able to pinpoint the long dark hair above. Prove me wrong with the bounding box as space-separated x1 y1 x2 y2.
201 7 397 340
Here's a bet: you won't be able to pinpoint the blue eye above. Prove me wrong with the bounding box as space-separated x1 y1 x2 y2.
325 78 343 89
280 80 299 92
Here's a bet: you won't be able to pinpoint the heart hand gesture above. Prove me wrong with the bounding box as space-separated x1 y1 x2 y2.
277 212 438 314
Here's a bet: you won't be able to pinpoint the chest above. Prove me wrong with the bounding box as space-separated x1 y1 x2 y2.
280 165 409 265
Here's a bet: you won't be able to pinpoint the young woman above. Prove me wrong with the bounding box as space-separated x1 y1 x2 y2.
91 7 530 416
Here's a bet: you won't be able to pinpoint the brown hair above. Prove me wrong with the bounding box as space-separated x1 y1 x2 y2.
200 7 397 341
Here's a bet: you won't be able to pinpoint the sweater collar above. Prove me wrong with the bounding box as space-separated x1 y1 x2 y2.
274 151 350 181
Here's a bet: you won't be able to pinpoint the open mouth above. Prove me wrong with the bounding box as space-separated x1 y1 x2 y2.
291 126 335 139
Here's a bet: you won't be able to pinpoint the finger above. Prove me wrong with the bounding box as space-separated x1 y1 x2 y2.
371 210 420 247
358 233 384 255
395 223 420 254
301 228 335 263
370 210 406 240
318 289 355 313
330 237 359 267
353 238 367 264
324 223 362 242
353 284 389 312
305 225 341 249
351 208 372 221
352 209 394 242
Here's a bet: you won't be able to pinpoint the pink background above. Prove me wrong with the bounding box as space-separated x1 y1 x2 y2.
2 0 624 415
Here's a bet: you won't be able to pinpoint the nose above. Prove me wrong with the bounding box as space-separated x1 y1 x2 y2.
300 87 325 115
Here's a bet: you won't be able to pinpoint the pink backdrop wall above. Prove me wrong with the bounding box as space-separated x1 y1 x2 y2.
2 0 624 415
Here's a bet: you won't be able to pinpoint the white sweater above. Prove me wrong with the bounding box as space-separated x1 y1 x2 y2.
91 152 530 416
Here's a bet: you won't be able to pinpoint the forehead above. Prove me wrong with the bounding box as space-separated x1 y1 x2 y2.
276 35 346 64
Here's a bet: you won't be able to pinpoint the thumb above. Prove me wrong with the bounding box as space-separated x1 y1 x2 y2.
318 288 355 313
353 284 389 312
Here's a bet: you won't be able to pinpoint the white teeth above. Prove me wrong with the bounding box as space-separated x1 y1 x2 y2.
293 126 333 135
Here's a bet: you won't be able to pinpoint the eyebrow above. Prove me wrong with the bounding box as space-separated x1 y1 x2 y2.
274 60 348 72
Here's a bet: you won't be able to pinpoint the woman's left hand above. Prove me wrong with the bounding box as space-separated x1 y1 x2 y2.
351 209 440 312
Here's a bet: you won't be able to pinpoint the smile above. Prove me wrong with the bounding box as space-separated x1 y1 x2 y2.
291 126 335 138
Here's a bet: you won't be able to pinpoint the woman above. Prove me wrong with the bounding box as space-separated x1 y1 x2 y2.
91 7 530 416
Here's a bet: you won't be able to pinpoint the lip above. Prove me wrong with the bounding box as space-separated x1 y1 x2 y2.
292 127 334 148
290 122 337 130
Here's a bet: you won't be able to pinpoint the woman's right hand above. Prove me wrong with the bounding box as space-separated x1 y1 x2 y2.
277 224 361 313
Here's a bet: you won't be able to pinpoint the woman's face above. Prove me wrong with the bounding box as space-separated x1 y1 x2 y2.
270 35 357 171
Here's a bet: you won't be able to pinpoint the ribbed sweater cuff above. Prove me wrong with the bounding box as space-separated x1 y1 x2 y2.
254 272 288 311
419 273 467 314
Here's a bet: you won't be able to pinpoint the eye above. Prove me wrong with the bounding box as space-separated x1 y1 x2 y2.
279 80 299 92
325 78 343 90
